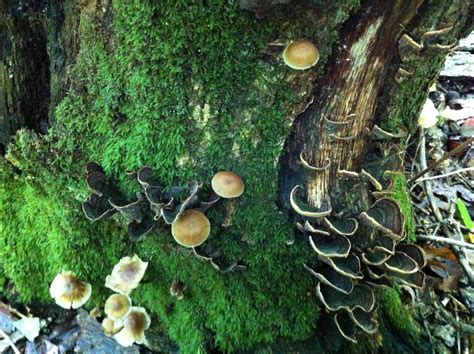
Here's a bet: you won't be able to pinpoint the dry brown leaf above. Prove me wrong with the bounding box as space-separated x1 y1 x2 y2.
424 246 458 261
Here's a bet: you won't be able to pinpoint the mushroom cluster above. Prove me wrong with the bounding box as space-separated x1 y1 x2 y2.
82 163 244 249
49 271 92 310
101 255 151 347
291 128 427 342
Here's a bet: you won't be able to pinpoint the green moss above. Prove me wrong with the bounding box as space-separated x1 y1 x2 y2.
0 158 126 305
380 288 420 340
1 1 363 351
391 174 416 242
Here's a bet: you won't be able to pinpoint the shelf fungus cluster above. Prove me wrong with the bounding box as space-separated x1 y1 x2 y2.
82 163 245 271
102 255 151 347
82 163 243 243
291 133 427 343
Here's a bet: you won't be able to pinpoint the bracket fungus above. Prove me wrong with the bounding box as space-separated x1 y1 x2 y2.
105 294 132 321
290 185 332 218
82 164 213 241
105 255 148 295
291 137 427 342
82 164 244 255
211 171 245 198
282 39 319 70
172 209 211 248
49 271 92 309
114 307 151 347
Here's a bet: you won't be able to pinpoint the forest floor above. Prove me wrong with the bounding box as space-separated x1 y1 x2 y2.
404 32 474 353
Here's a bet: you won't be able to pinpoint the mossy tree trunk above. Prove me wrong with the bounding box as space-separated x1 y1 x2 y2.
0 0 472 352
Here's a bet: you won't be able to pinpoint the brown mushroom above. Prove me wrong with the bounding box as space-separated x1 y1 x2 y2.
171 209 210 247
211 171 245 198
282 39 319 70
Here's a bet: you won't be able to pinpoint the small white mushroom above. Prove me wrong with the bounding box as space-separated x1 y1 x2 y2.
102 317 123 337
114 307 151 347
49 271 92 309
418 99 438 128
105 255 148 295
104 294 132 321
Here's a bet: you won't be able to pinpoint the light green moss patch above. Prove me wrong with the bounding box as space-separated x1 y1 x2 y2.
380 287 420 340
391 174 416 242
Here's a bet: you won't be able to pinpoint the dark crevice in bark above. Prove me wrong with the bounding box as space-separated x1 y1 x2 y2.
0 0 78 155
0 1 51 152
17 22 51 133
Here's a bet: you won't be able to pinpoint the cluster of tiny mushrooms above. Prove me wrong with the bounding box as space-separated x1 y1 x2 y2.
49 255 150 347
283 39 427 342
49 39 429 345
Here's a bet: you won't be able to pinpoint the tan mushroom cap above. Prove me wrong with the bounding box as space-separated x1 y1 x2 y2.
114 307 151 347
49 271 92 309
282 39 320 70
105 294 132 320
211 171 245 198
171 209 210 248
105 255 148 295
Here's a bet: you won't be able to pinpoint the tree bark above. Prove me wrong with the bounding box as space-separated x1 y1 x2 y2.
279 0 472 211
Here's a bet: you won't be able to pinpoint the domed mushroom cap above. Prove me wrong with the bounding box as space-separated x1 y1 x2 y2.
211 171 244 198
282 39 320 70
105 255 148 295
104 294 132 321
102 318 123 337
171 209 210 248
49 271 91 309
114 307 151 347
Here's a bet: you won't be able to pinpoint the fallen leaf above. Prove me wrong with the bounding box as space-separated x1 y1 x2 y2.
431 183 474 203
424 246 458 261
13 317 40 342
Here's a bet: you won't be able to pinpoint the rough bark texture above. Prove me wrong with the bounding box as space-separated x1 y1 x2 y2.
279 0 472 211
0 0 79 151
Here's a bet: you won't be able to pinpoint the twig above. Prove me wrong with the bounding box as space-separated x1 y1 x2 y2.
0 329 20 354
455 302 461 354
433 301 474 334
412 167 474 182
416 235 474 249
417 306 434 349
408 136 473 183
417 128 474 284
